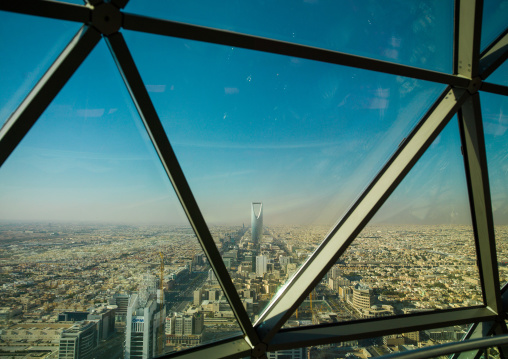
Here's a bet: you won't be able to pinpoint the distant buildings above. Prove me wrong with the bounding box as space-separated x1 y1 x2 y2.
58 321 97 359
58 312 89 322
349 286 394 319
87 306 116 341
0 307 22 321
193 289 202 306
207 268 218 284
1 322 73 343
166 313 204 346
352 287 373 311
256 255 268 278
267 348 306 359
251 202 263 244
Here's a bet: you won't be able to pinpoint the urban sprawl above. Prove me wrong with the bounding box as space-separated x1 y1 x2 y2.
0 209 506 359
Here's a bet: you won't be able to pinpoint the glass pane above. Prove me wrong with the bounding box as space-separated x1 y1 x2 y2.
0 41 241 358
124 29 445 323
486 60 508 87
0 10 81 127
284 117 481 328
125 0 454 73
481 92 508 286
481 0 508 51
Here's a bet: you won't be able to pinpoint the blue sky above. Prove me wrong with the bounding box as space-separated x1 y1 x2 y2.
0 1 506 226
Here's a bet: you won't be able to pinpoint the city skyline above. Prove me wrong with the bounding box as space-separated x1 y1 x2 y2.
0 220 501 357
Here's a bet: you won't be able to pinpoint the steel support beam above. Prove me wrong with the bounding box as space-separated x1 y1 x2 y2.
480 30 508 80
451 285 508 359
481 82 508 96
267 307 495 351
254 87 469 344
0 0 91 23
380 334 508 359
454 0 483 78
0 25 101 167
122 13 469 88
452 321 497 359
104 32 259 347
458 94 502 314
162 336 251 359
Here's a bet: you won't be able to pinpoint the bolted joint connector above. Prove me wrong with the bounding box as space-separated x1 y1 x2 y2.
251 342 268 358
467 77 482 95
91 2 122 36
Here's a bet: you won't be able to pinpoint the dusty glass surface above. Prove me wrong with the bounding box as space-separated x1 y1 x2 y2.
0 40 241 358
124 29 445 322
481 0 508 51
284 117 481 328
125 0 454 73
0 11 81 126
481 92 508 286
486 60 508 87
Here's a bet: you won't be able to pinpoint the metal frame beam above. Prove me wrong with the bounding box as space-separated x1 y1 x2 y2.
104 32 259 347
380 334 508 359
481 82 508 96
458 94 501 314
0 25 101 167
454 0 483 78
268 307 495 351
122 13 469 88
254 87 469 344
452 321 498 359
162 336 252 359
0 1 507 359
451 285 508 358
480 30 508 80
0 0 91 24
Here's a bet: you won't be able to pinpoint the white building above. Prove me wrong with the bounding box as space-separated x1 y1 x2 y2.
125 274 166 359
256 255 268 278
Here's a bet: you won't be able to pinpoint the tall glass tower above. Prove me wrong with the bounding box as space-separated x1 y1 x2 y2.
251 202 263 244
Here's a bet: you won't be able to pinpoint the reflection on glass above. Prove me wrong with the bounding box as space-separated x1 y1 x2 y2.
125 0 453 73
481 92 508 286
285 117 481 328
481 0 508 51
0 11 80 126
0 41 240 358
124 29 445 322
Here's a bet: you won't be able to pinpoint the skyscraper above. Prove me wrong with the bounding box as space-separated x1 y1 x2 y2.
58 321 98 359
125 274 165 359
251 202 263 244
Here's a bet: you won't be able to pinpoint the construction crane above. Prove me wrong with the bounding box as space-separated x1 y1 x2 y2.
159 251 165 354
